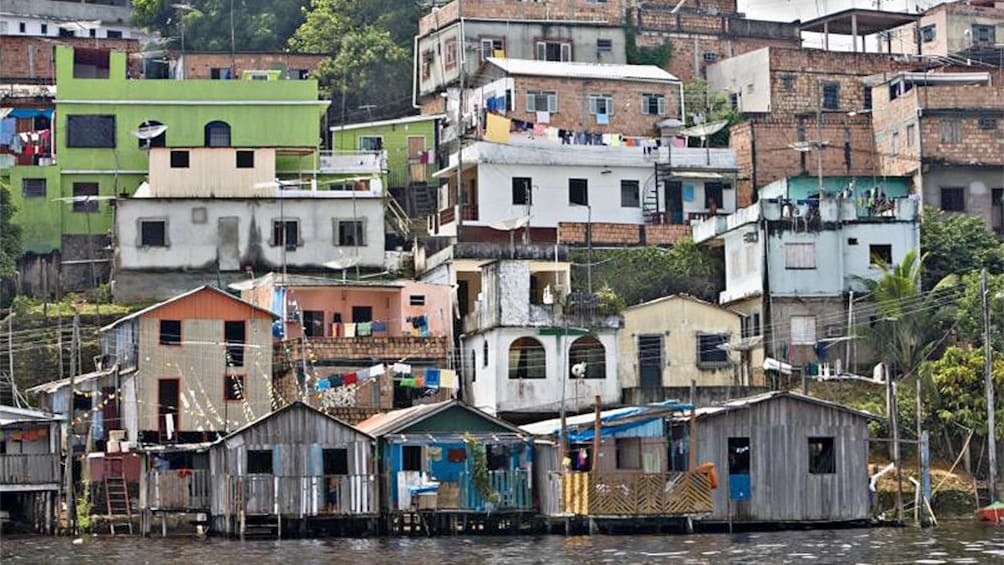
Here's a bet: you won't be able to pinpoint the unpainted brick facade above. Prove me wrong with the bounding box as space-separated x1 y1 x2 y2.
0 36 140 82
179 53 326 80
557 221 692 246
419 0 624 35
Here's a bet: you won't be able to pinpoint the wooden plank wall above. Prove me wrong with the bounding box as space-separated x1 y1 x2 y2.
694 396 871 523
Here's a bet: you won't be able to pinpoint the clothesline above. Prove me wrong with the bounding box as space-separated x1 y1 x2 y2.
483 109 683 152
313 362 458 392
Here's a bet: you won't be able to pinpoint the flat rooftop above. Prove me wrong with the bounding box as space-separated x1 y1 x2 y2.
799 8 919 35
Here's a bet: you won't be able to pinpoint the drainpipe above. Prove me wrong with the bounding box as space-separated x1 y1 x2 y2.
412 34 421 110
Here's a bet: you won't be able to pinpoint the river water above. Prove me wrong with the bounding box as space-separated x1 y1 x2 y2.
2 522 1003 564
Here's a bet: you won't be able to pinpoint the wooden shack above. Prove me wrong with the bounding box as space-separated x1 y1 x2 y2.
356 400 534 534
523 401 714 533
0 405 62 533
686 391 875 525
207 401 378 537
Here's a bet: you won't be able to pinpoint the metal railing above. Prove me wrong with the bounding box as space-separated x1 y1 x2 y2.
0 454 61 485
232 474 377 516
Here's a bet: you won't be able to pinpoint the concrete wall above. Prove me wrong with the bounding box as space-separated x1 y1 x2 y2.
706 48 771 113
618 296 741 388
923 165 1003 228
115 196 386 272
720 226 763 304
147 147 276 197
462 326 620 416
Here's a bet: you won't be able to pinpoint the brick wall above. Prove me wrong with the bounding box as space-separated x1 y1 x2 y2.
510 75 681 136
0 36 140 82
180 53 325 79
730 115 877 196
276 336 451 367
645 34 796 82
871 84 921 176
557 221 691 246
419 0 624 35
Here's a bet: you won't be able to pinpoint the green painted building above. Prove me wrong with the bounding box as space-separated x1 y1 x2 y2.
2 45 329 291
331 114 443 216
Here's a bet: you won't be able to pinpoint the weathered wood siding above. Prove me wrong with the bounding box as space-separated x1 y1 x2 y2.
208 404 377 519
694 396 870 523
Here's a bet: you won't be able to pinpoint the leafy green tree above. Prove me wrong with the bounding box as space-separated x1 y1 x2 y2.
571 240 722 306
291 0 420 122
921 346 1004 442
0 184 22 282
856 250 956 382
132 0 309 52
952 272 1004 351
625 19 672 67
920 207 1004 291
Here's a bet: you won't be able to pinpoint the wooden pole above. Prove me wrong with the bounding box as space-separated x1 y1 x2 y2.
63 311 79 534
982 268 998 503
592 395 601 473
689 379 697 470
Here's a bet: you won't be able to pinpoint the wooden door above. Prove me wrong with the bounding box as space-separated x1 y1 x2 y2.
158 379 180 440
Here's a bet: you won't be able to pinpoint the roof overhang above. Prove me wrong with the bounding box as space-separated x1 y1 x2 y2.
799 9 918 35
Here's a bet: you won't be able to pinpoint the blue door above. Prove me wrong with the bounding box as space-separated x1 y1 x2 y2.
727 437 751 501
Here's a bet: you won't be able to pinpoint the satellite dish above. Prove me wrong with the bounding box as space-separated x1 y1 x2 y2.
323 256 360 271
131 124 168 140
488 215 531 231
679 120 729 139
60 20 101 32
571 363 587 378
52 196 116 203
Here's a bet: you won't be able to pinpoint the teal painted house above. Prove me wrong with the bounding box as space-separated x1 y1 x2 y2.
3 45 329 292
331 114 443 217
758 175 913 202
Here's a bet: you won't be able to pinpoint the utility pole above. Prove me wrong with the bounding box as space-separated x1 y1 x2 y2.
888 356 904 523
8 312 17 407
983 269 998 503
455 0 465 243
815 80 825 196
63 311 80 534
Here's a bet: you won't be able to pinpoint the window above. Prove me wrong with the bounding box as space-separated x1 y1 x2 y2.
940 118 962 143
138 120 165 148
420 49 433 80
41 23 48 35
697 334 729 368
508 337 546 379
615 438 642 470
906 124 916 147
512 177 532 206
106 30 123 39
642 94 666 116
940 187 965 212
192 207 208 224
568 336 606 379
170 150 190 168
568 178 588 206
272 220 299 249
753 313 761 336
597 38 613 53
140 219 167 247
302 310 324 337
705 182 724 211
526 91 558 113
72 183 99 213
536 41 571 62
224 321 246 367
323 448 349 475
351 306 372 323
620 180 640 208
972 24 995 45
481 38 504 60
780 74 795 90
979 117 998 130
727 437 750 475
703 52 718 62
784 242 816 269
588 94 614 116
448 447 468 463
336 220 365 246
67 115 115 147
210 67 233 80
21 179 46 198
483 340 489 368
822 82 840 110
159 320 182 346
358 136 383 151
236 150 255 168
920 24 936 43
869 244 893 268
247 449 273 474
808 437 835 474
863 86 873 111
409 295 426 306
444 38 458 69
18 22 25 34
204 121 231 147
223 374 245 401
402 445 423 471
790 316 816 345
891 131 900 154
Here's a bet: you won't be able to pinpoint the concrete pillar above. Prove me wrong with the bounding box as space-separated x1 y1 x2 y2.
823 22 830 51
851 15 859 53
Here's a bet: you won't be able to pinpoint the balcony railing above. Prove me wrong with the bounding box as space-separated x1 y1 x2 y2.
231 474 377 516
319 150 387 174
0 453 61 485
145 469 211 511
561 470 713 517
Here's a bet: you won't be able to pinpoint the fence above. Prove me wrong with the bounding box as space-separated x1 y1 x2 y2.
458 469 533 511
561 471 713 516
231 474 377 517
146 469 210 511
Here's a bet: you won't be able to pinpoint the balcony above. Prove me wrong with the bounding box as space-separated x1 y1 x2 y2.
319 150 387 175
275 336 451 370
0 454 61 487
463 301 621 334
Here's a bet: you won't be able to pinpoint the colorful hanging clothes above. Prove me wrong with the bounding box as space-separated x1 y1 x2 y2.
357 322 372 337
344 373 359 385
440 369 458 389
425 368 441 389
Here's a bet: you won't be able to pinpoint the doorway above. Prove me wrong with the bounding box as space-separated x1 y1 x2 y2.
158 379 180 440
638 335 663 389
665 181 683 224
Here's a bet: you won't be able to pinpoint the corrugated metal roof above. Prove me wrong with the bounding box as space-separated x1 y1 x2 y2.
25 366 116 396
213 401 374 444
357 400 524 437
521 400 691 437
622 293 742 314
0 404 63 427
229 272 405 292
673 391 878 421
99 285 277 332
486 58 680 83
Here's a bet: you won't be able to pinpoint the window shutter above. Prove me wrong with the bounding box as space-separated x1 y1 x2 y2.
536 42 546 60
526 92 536 112
658 97 666 116
606 96 614 116
560 43 571 61
548 93 558 113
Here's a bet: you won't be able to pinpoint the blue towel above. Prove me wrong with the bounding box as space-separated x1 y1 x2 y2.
0 118 15 146
316 378 330 391
372 320 387 332
425 368 441 389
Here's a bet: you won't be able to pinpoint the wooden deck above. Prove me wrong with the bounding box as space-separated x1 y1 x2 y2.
560 471 713 517
0 454 60 488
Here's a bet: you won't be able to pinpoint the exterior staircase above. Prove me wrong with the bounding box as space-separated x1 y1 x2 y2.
103 455 133 534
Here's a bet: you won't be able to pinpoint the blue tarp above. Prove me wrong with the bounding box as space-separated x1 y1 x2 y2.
9 108 53 119
562 399 693 442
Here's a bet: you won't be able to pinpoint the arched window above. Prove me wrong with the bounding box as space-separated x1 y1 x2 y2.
137 120 165 148
508 337 546 379
204 120 231 147
568 336 606 379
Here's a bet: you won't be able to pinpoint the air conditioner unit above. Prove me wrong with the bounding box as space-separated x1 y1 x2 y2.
825 325 844 338
742 231 759 243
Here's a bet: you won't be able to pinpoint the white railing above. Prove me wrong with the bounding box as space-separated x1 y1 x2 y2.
319 150 387 174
